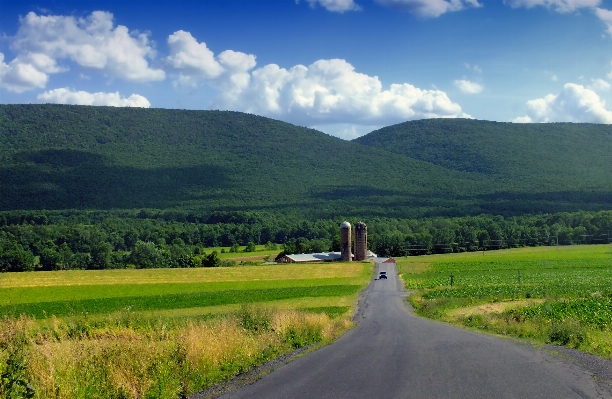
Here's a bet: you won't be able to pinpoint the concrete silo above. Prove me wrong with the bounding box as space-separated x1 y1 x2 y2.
354 222 368 261
340 221 352 262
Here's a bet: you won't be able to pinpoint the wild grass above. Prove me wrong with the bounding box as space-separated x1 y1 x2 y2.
399 244 612 357
1 306 352 399
0 262 369 398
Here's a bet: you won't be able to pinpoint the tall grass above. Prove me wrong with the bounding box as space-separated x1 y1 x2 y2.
1 307 351 399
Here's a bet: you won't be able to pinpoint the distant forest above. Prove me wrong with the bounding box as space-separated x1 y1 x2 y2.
0 104 611 272
1 209 610 272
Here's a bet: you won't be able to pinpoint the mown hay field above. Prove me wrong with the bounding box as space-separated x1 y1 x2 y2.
399 244 612 357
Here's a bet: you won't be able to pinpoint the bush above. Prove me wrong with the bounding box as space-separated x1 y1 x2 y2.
202 251 220 268
547 321 586 348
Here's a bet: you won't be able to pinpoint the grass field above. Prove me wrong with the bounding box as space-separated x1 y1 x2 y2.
0 261 372 398
203 244 280 262
0 262 370 319
399 244 612 357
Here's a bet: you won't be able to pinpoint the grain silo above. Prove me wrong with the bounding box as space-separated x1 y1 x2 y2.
354 221 368 261
340 221 352 262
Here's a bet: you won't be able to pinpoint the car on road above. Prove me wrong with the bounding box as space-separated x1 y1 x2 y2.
379 271 387 280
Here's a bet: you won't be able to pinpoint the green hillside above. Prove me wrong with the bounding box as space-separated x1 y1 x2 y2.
0 104 489 219
354 118 612 186
1 105 611 218
354 118 612 215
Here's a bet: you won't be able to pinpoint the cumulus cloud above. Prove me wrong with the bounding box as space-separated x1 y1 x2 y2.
1 11 165 92
454 79 483 94
588 78 610 91
37 88 151 107
375 0 481 18
302 0 361 12
165 30 256 94
595 8 612 36
513 83 612 123
0 52 65 92
228 59 469 125
504 0 600 13
166 30 224 81
166 31 468 126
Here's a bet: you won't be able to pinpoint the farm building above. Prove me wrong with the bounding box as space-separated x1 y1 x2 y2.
277 252 342 263
276 250 377 263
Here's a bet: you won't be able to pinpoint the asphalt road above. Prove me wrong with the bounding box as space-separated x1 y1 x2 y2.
215 259 612 399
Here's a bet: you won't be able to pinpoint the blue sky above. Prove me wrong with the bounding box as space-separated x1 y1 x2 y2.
2 0 612 139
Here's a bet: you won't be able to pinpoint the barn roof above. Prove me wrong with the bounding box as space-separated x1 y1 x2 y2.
284 252 342 262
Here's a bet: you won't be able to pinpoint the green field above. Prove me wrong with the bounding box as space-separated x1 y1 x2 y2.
0 262 372 399
0 262 371 320
400 244 612 356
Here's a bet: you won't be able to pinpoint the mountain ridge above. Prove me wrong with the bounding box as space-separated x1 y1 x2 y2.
1 104 610 218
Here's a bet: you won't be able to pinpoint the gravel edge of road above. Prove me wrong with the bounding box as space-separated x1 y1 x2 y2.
542 345 612 388
189 278 376 399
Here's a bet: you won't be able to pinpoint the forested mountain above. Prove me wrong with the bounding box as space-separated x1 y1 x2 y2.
1 105 611 218
354 118 612 187
1 105 611 272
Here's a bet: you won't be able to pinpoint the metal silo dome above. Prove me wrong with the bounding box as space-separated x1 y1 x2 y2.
340 221 351 229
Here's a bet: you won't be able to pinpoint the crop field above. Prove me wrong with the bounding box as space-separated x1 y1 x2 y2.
1 262 371 399
399 245 612 357
0 262 370 320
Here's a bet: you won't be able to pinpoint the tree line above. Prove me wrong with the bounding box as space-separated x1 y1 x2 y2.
0 209 610 272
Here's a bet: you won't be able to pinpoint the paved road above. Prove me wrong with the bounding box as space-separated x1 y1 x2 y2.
216 259 612 399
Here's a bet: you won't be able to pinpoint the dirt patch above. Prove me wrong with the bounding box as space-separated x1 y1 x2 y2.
448 299 545 318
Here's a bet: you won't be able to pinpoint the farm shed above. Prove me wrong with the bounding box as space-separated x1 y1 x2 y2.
276 250 377 263
277 252 342 263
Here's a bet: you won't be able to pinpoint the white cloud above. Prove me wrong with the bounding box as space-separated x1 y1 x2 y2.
165 32 468 126
166 30 224 81
37 88 151 107
454 79 483 94
4 10 164 91
312 123 379 139
513 83 612 123
504 0 600 13
551 74 558 81
0 52 64 92
233 58 469 125
464 63 482 73
375 0 481 18
165 30 256 95
303 0 361 12
595 8 612 36
588 78 610 91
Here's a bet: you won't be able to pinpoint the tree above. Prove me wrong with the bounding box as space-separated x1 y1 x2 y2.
244 241 256 253
0 244 35 272
202 251 220 267
90 242 113 269
39 247 61 271
129 241 170 268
